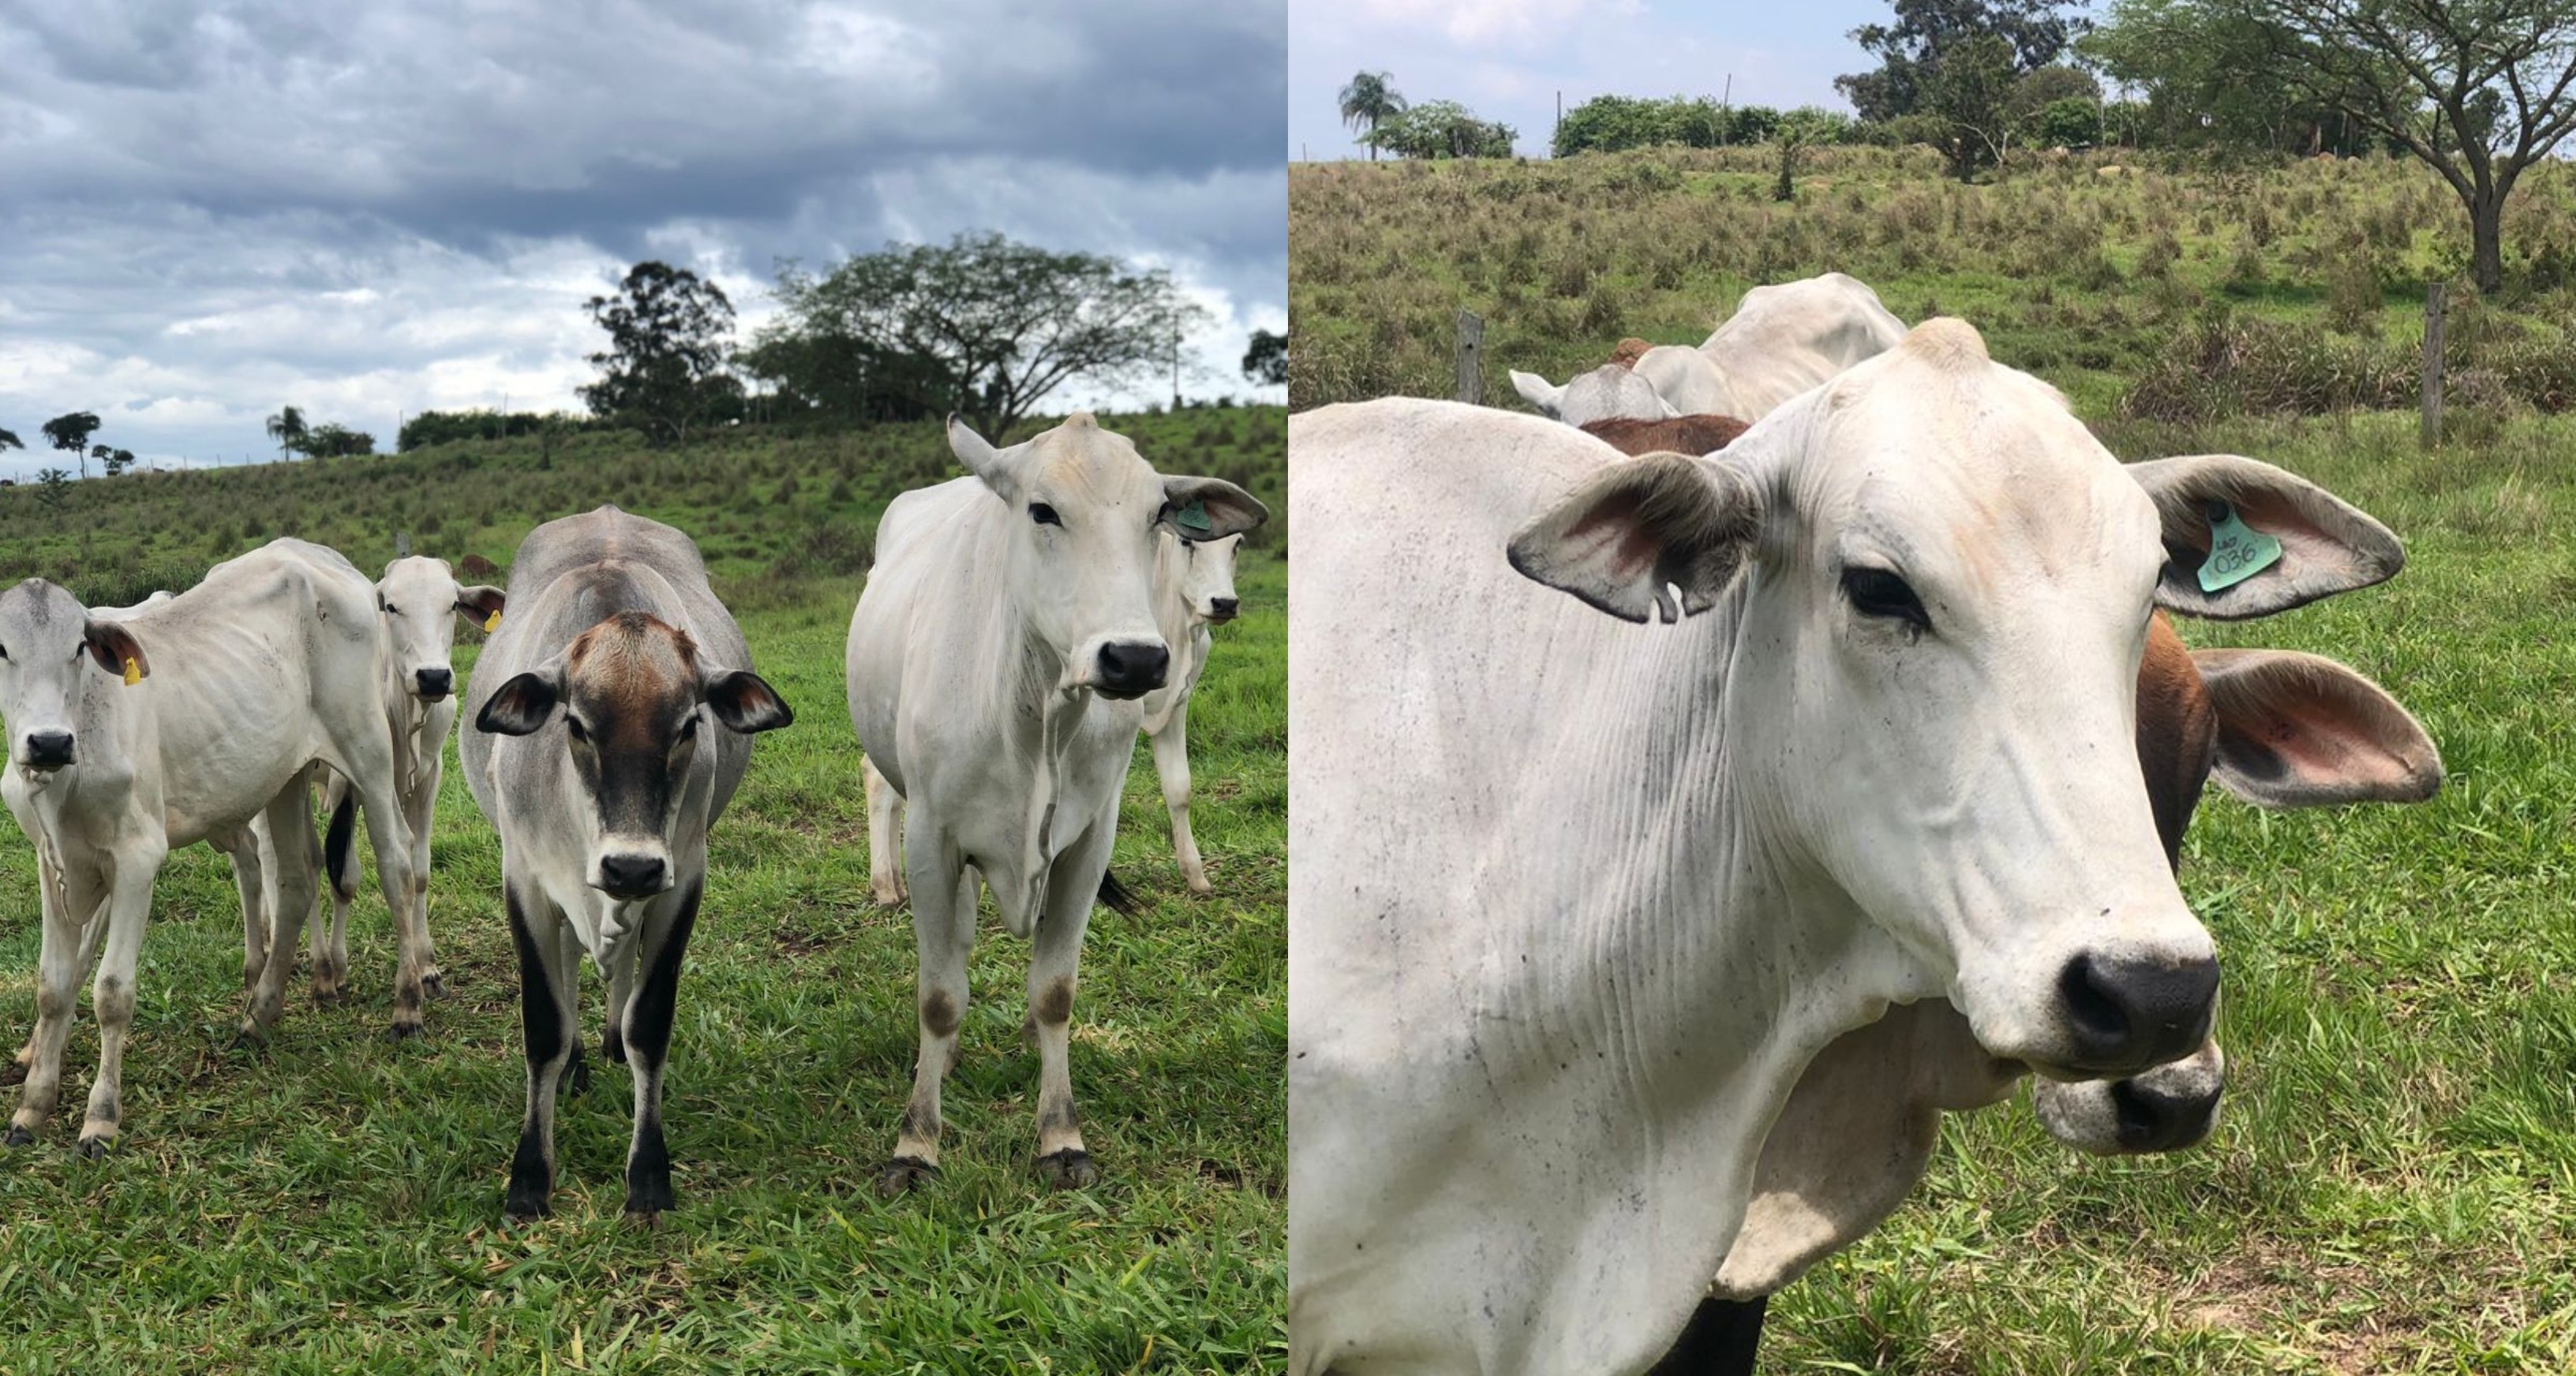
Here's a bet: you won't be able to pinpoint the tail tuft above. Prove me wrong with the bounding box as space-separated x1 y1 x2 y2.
324 791 361 900
1095 868 1142 918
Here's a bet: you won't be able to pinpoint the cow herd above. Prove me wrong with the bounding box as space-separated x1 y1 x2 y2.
0 413 1266 1227
1287 277 2442 1374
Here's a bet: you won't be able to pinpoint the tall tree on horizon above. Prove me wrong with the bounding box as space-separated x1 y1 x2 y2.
265 405 308 461
1340 71 1407 160
1837 0 2089 121
41 411 101 480
581 260 742 445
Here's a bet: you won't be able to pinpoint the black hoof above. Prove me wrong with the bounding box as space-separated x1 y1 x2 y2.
74 1135 110 1160
2 1125 32 1148
623 1207 665 1230
311 988 347 1008
422 971 448 1000
503 1189 551 1225
1036 1148 1098 1190
0 1061 24 1087
604 1029 627 1064
228 1028 266 1052
876 1156 940 1198
384 1020 425 1043
565 1054 593 1097
625 1179 675 1217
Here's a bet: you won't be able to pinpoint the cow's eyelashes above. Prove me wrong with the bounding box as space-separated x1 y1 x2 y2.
1840 566 1931 633
565 717 591 745
1028 503 1061 527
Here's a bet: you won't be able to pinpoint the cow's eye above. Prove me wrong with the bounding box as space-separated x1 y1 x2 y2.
565 718 590 745
677 716 698 741
1028 503 1061 527
1841 566 1930 632
0 643 9 660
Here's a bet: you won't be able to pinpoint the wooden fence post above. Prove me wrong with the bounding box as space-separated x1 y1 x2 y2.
2421 282 2447 448
1456 309 1485 406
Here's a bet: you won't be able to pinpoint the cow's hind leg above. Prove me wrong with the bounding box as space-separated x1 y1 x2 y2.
1646 1296 1769 1376
863 757 907 907
239 790 322 1042
621 878 701 1223
1027 819 1113 1188
1149 701 1209 894
504 875 576 1222
880 827 974 1197
215 823 270 991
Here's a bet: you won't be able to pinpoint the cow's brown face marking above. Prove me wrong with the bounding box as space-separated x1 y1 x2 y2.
560 613 704 841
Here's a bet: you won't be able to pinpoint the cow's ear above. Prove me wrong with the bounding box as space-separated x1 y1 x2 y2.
1161 477 1268 540
948 414 1024 500
2192 648 2442 807
1510 451 1763 623
455 585 506 626
82 620 148 682
2126 454 2404 619
475 670 560 736
704 668 793 734
1509 370 1564 417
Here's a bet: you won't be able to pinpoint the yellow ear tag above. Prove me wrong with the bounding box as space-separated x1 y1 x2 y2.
122 657 141 686
484 610 502 634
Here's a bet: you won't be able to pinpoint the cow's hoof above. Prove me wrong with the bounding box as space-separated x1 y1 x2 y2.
421 971 448 1000
385 1020 425 1043
565 1056 593 1097
2 1125 33 1148
604 1030 627 1065
74 1135 111 1160
871 885 907 908
502 1195 551 1227
311 987 346 1008
228 1026 267 1052
876 1157 940 1198
1036 1148 1098 1190
0 1061 24 1087
623 1207 665 1231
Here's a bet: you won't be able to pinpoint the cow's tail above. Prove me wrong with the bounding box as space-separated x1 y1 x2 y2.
324 791 361 901
1095 867 1143 918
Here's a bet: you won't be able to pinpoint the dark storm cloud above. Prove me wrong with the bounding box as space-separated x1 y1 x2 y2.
0 0 1286 473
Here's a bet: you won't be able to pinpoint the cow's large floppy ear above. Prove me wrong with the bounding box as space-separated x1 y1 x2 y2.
704 668 794 734
2126 454 2404 619
948 414 1024 501
1161 477 1268 540
455 585 506 626
82 619 148 682
1510 370 1565 417
2192 648 2442 807
475 669 562 736
1509 451 1763 624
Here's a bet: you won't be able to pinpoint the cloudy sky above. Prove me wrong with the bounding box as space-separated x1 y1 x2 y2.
1290 0 2065 162
0 0 1285 478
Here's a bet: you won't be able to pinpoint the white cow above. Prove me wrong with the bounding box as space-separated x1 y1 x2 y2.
1517 273 1909 427
298 557 505 1019
848 413 1266 1196
1508 363 1679 427
462 507 792 1223
1285 320 2408 1374
0 540 423 1154
863 527 1246 903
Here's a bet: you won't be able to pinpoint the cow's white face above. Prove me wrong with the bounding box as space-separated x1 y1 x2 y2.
1510 364 1678 428
1170 532 1244 626
376 556 505 703
1511 320 2219 1081
0 580 147 773
949 414 1267 698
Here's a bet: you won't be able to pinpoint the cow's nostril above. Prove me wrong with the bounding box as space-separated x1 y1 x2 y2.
2058 952 2220 1072
415 667 454 698
1094 641 1170 697
1209 598 1240 621
597 854 665 896
23 731 74 768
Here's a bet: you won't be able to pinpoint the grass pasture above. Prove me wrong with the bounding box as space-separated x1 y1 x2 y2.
1292 151 2576 1370
0 408 1287 1372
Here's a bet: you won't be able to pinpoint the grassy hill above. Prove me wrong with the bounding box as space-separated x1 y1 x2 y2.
0 406 1288 1372
1292 150 2576 1370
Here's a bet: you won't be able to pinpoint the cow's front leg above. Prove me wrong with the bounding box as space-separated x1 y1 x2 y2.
863 757 907 907
402 757 444 999
1149 702 1209 894
621 880 701 1223
345 771 425 1038
1027 822 1110 1188
78 839 167 1155
504 877 576 1222
6 851 104 1144
880 830 975 1197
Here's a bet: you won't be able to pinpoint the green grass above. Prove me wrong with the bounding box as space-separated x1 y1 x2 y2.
0 409 1286 1372
1291 149 2576 1370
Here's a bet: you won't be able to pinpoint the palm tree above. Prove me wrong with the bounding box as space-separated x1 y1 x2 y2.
0 427 21 452
1340 71 1406 161
265 405 307 460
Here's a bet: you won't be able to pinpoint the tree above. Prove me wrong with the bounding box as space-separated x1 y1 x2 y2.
302 424 376 458
1364 100 1518 159
2215 0 2576 292
2084 0 2379 155
1837 0 2091 120
41 411 100 479
1243 329 1288 387
1340 71 1407 160
580 260 742 444
1926 32 2024 178
265 405 308 460
0 427 21 452
747 233 1212 438
34 468 70 515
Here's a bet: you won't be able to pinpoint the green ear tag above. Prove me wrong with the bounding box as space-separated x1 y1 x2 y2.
1176 499 1213 536
2197 499 2282 593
